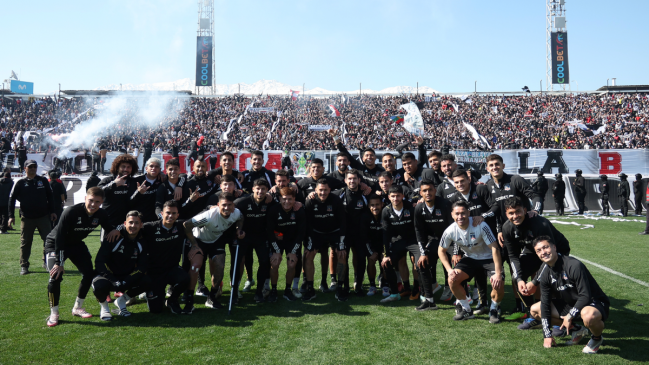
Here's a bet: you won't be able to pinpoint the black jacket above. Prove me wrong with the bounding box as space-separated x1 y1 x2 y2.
154 179 195 220
266 205 306 254
95 226 147 278
382 203 417 253
333 187 369 236
49 180 67 211
141 220 187 273
241 167 275 194
130 174 164 223
447 184 497 232
539 255 609 338
618 180 630 199
44 203 113 266
98 175 137 226
9 175 55 219
600 180 609 195
0 176 14 206
86 175 101 190
183 175 219 219
502 215 571 283
234 195 276 241
297 175 345 203
485 173 540 232
305 193 346 238
574 176 586 194
532 176 549 196
413 198 453 253
552 180 566 198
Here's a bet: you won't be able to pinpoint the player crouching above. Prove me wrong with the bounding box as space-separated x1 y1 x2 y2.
91 211 151 321
439 201 505 323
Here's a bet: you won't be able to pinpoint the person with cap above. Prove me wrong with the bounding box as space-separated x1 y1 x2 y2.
618 173 630 217
8 159 57 275
553 173 566 216
48 170 67 228
15 140 27 171
599 175 610 216
573 169 586 214
633 174 643 215
0 170 14 234
532 171 549 215
86 171 101 191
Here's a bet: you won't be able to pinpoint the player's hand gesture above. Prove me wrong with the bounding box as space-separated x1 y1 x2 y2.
136 181 150 194
115 174 128 187
189 188 200 202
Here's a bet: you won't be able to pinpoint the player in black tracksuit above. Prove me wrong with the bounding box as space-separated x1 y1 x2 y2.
333 169 370 298
599 175 610 216
303 179 346 301
380 185 421 303
91 213 150 321
234 179 276 302
155 175 198 220
140 201 195 314
265 187 306 302
502 197 570 310
241 150 276 194
553 173 566 216
183 162 219 219
332 132 386 188
365 196 387 292
412 181 454 310
131 173 164 223
43 189 118 327
529 238 609 352
297 163 345 203
532 171 549 215
98 155 139 231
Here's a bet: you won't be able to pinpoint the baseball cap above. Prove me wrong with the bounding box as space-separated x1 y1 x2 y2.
24 160 37 168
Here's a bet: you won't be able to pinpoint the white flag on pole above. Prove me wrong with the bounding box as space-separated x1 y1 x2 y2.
399 101 424 136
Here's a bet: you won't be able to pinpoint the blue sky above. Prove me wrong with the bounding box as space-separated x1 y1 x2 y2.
2 0 647 94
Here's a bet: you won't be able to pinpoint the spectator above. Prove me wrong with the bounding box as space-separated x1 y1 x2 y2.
0 171 14 234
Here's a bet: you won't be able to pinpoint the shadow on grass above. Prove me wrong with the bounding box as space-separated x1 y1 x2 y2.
591 297 649 362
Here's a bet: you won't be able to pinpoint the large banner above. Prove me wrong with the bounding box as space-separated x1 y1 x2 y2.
551 32 569 84
10 80 34 95
195 36 213 87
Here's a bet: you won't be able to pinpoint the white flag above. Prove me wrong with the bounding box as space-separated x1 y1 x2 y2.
400 101 424 136
463 122 491 148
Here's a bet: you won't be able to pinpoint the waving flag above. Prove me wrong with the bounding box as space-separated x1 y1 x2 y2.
400 102 425 136
390 115 404 124
463 122 491 148
328 104 340 117
290 90 300 101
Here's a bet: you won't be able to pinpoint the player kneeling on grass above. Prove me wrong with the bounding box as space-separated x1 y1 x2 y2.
183 192 245 309
91 211 151 321
439 201 505 323
45 187 120 327
527 236 609 354
265 187 306 302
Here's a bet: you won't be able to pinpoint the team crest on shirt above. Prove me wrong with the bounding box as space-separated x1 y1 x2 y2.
356 201 363 208
470 233 476 241
395 173 402 180
290 212 295 220
313 205 318 211
172 227 178 233
261 205 267 212
92 218 99 225
327 205 332 212
504 183 511 191
24 182 29 187
472 192 478 200
37 181 43 187
435 209 442 216
491 186 495 193
404 210 410 217
207 180 212 186
445 184 449 189
562 272 568 280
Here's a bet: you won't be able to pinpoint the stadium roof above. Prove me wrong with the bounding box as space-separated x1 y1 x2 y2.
597 85 649 92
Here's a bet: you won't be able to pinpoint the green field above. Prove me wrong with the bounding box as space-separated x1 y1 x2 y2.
1 212 648 364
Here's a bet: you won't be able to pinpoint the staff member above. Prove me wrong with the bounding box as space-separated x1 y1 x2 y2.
9 160 56 275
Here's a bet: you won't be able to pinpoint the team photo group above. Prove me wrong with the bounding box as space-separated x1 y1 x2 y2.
10 128 609 355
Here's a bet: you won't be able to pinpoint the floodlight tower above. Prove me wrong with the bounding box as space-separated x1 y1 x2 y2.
546 0 567 92
195 0 215 95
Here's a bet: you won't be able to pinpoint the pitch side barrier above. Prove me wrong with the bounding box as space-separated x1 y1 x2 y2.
7 149 647 213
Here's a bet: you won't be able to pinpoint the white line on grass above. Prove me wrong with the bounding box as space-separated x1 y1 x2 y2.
571 255 649 288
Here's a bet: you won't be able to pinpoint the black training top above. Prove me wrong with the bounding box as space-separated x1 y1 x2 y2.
235 195 276 241
9 175 55 219
305 193 346 238
95 226 147 278
413 198 453 253
98 175 137 225
141 220 187 272
266 205 306 254
130 174 164 223
485 173 540 232
538 254 609 338
381 203 417 253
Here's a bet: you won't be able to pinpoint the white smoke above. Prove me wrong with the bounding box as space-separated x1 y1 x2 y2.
55 92 187 156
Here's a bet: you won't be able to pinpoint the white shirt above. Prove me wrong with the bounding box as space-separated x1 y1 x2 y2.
440 218 496 260
191 207 241 243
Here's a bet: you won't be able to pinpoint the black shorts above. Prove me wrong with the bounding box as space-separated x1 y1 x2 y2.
455 257 505 281
270 241 301 256
194 235 231 260
552 298 610 322
386 239 420 262
306 233 341 252
365 242 383 257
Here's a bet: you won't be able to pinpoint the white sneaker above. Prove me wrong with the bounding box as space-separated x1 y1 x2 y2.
242 280 254 292
71 307 93 318
582 336 603 354
472 287 479 300
382 287 390 297
291 288 303 299
380 294 400 303
367 286 377 296
440 286 453 301
100 307 113 321
47 314 59 327
431 283 442 295
329 281 338 292
565 326 589 346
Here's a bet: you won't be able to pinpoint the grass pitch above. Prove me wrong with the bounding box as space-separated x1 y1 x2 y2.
0 211 648 364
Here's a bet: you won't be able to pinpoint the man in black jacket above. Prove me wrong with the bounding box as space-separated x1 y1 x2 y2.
618 173 630 217
634 174 643 215
97 154 139 232
91 211 150 321
0 171 13 234
303 178 346 301
48 170 66 228
573 169 586 214
329 128 386 187
553 173 566 216
502 197 571 312
155 158 195 219
9 160 57 275
44 187 119 327
241 150 275 194
532 171 549 215
528 236 609 353
130 157 166 223
140 139 154 173
141 200 199 314
86 171 101 191
297 158 345 203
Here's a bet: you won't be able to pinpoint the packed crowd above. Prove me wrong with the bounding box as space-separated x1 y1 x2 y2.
1 91 648 152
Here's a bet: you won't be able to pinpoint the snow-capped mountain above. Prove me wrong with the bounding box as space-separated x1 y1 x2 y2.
95 79 438 95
